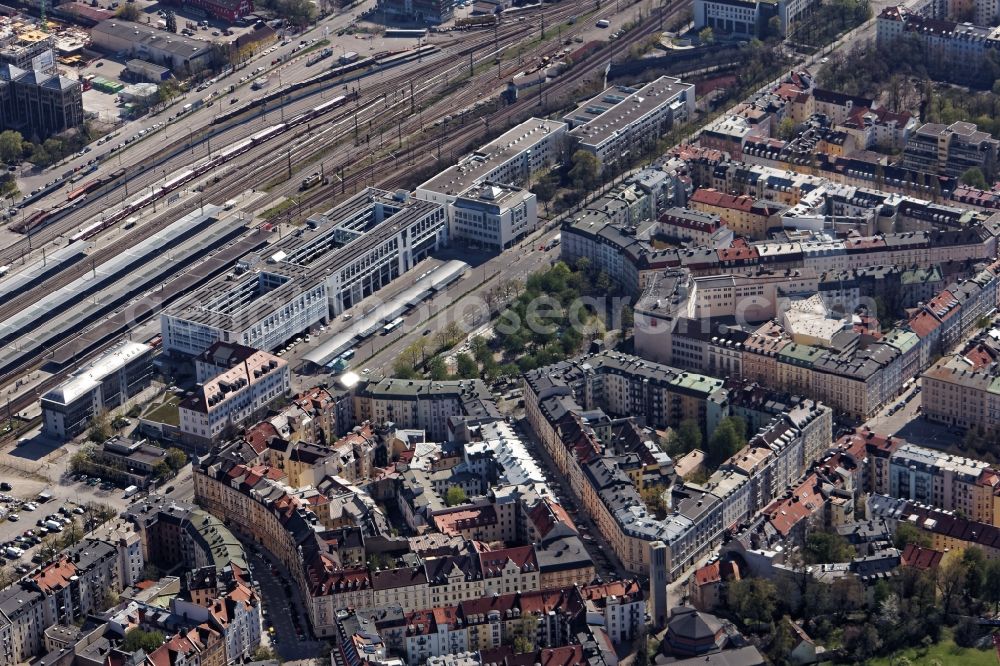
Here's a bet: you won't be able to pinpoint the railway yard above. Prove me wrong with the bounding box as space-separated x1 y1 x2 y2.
0 0 676 436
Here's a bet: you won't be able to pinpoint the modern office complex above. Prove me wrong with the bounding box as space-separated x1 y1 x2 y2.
416 118 567 222
161 188 447 356
564 77 696 172
41 341 154 439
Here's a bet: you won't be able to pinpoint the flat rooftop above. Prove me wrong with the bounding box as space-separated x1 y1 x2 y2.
164 189 441 332
568 76 693 148
417 118 566 196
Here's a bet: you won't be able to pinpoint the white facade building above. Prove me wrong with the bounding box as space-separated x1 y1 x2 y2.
567 77 696 171
162 189 447 356
41 341 154 440
415 118 567 234
449 183 538 250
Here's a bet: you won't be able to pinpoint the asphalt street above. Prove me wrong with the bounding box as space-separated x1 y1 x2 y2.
247 548 325 660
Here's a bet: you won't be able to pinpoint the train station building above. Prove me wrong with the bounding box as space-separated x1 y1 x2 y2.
161 188 447 357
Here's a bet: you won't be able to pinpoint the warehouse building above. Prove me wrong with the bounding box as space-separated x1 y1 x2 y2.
161 188 447 357
41 341 154 440
91 20 213 74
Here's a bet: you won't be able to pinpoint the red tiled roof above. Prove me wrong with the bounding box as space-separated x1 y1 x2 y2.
764 473 824 536
901 543 944 570
908 309 942 338
690 188 756 213
32 558 77 593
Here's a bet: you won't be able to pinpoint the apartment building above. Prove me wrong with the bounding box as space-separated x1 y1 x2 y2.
522 352 831 582
179 348 289 447
688 189 786 240
41 341 154 440
580 580 645 643
658 207 734 248
0 538 135 666
353 378 497 441
888 443 989 518
877 6 1000 89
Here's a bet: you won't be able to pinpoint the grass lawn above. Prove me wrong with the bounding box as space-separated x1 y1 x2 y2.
143 395 181 427
868 631 996 666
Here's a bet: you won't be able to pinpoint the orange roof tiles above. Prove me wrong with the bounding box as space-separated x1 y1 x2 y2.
32 558 77 593
764 473 824 536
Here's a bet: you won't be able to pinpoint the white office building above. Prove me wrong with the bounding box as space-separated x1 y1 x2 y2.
41 341 154 440
416 118 567 235
566 77 696 171
161 189 447 356
449 182 538 251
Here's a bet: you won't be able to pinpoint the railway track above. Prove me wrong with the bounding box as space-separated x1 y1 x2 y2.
0 0 676 441
266 0 681 218
202 0 661 222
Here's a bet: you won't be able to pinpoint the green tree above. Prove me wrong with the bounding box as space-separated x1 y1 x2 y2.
115 2 141 20
157 80 182 106
666 419 702 456
531 175 557 213
253 645 279 661
38 535 59 561
512 634 533 654
963 546 987 602
427 355 448 380
960 166 988 190
445 486 467 506
777 117 797 141
804 530 855 563
434 322 464 351
454 353 479 379
88 410 111 443
0 130 22 163
699 26 715 44
153 459 172 481
165 448 186 471
568 150 600 191
844 624 882 662
984 558 1000 612
727 578 776 626
769 617 797 664
894 521 932 549
470 336 492 367
277 0 316 27
165 10 176 32
121 629 165 654
767 15 783 39
707 417 746 468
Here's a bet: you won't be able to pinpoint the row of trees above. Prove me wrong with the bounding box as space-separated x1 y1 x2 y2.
0 127 98 169
789 0 871 47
